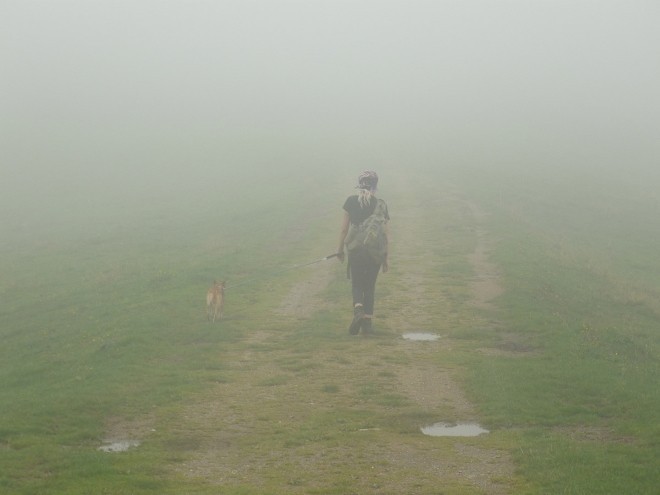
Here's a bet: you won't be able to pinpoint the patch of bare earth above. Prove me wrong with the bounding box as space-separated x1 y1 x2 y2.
552 426 636 444
460 197 538 361
99 414 156 451
376 184 515 494
462 199 504 311
477 337 539 358
274 262 336 319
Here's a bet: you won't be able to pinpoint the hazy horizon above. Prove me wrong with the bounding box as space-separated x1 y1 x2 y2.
2 0 659 232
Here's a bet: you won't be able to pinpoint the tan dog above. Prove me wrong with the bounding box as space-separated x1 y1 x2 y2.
206 280 225 322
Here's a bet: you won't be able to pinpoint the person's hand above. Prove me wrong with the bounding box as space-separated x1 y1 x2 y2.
382 259 389 273
337 251 345 263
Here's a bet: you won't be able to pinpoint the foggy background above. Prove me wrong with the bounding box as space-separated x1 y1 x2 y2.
2 0 659 243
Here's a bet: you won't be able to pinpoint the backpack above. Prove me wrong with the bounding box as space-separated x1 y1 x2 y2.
345 198 388 264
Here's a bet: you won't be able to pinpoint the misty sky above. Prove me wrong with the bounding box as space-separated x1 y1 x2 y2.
2 0 659 208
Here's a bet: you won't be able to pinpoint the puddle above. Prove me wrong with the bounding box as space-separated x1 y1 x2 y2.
99 440 141 453
402 332 441 341
421 422 489 437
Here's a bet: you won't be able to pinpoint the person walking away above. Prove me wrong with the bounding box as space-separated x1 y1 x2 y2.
336 171 389 335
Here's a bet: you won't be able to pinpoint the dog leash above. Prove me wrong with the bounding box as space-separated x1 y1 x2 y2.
224 253 340 291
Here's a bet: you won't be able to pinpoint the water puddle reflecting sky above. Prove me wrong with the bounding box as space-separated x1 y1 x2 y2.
421 423 489 437
99 440 141 453
402 333 441 341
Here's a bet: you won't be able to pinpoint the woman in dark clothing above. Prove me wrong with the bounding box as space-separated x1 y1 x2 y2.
336 171 390 335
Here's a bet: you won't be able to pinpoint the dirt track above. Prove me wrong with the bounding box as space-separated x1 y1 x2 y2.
132 178 518 493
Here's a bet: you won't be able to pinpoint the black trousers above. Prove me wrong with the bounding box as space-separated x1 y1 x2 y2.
348 248 382 315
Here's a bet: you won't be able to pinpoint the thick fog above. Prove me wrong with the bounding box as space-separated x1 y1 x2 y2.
2 0 659 238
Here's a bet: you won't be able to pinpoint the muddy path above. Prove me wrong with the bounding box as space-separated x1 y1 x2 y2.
152 175 517 493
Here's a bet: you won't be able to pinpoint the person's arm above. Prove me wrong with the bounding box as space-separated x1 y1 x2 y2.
336 211 350 262
382 220 390 272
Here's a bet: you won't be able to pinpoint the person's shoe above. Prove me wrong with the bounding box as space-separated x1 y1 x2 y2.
361 317 374 335
348 305 365 335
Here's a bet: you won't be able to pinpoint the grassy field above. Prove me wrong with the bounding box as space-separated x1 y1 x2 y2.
1 164 659 494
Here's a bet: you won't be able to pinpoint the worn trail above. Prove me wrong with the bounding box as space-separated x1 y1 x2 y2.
159 174 516 493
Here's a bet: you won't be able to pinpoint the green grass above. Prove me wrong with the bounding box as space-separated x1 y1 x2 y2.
1 164 659 493
448 165 660 493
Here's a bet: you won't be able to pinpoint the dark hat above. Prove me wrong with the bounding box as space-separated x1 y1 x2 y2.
357 170 378 191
